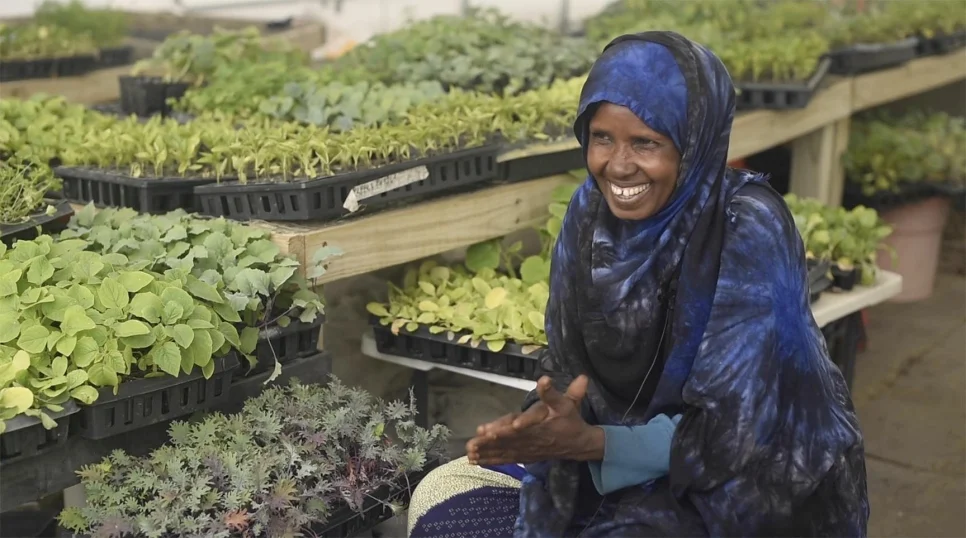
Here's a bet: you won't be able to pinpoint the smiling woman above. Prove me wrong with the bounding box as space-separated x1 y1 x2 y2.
408 31 869 538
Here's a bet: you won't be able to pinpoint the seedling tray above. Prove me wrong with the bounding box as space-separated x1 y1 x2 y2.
372 319 540 380
916 30 966 57
72 353 239 440
240 315 324 378
842 180 965 211
501 145 585 183
736 58 830 111
0 54 96 82
194 145 501 222
827 37 918 75
0 401 78 466
309 457 441 538
97 45 134 68
0 199 74 246
216 351 332 415
55 166 218 214
822 311 863 390
807 258 832 303
119 76 191 117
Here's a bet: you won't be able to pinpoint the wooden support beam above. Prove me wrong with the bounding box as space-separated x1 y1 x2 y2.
789 117 851 207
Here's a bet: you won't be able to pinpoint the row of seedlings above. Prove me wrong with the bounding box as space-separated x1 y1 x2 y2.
0 0 130 82
582 0 966 110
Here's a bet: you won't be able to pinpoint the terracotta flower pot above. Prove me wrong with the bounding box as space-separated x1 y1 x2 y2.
876 196 952 302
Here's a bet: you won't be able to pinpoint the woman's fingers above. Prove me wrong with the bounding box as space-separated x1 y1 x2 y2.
511 402 549 431
564 375 589 404
476 413 518 437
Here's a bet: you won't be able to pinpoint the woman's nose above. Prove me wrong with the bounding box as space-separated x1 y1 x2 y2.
607 148 637 179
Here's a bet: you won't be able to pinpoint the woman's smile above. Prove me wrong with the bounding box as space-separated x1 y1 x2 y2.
608 181 652 203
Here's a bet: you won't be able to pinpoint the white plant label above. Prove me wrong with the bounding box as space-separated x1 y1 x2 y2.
343 165 430 213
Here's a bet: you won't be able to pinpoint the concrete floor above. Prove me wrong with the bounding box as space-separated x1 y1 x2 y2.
853 271 966 537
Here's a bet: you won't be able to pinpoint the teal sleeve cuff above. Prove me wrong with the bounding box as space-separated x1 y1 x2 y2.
587 414 682 495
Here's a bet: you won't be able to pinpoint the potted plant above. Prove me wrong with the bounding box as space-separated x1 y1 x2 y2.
61 205 336 378
843 111 963 301
58 379 449 538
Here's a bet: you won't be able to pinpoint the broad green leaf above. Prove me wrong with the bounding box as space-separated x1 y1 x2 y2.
0 387 33 413
51 356 68 377
98 278 129 310
65 369 88 389
18 325 50 354
484 288 507 309
72 337 99 367
240 327 259 355
218 322 241 348
120 331 157 349
114 320 151 338
208 328 225 353
46 330 63 352
185 276 224 303
87 363 118 387
160 287 195 317
269 266 297 289
118 271 155 293
163 302 185 324
417 281 436 295
277 315 291 328
26 257 55 285
172 324 194 348
67 285 95 309
149 342 182 377
0 314 20 343
211 302 242 323
528 311 545 330
465 241 501 272
487 339 506 352
70 385 99 404
418 300 439 312
187 330 213 368
0 270 23 297
61 305 96 336
56 335 77 356
129 292 163 323
247 239 281 263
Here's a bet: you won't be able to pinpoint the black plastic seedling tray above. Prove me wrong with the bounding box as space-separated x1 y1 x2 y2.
215 351 332 415
194 145 501 222
807 258 832 303
55 166 217 214
372 320 540 380
736 58 831 111
500 145 585 183
308 457 441 538
72 353 238 440
827 37 919 75
842 180 965 211
118 76 191 117
0 402 78 466
0 200 74 246
240 316 324 377
97 45 134 68
0 54 96 82
822 312 863 391
916 30 966 57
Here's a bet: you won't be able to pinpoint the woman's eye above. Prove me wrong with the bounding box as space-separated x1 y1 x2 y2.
591 132 611 143
633 138 658 149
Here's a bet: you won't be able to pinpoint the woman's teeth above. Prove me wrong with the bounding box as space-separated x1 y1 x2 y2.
610 182 650 200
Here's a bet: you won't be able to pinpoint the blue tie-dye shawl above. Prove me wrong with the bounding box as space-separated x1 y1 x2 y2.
516 32 869 537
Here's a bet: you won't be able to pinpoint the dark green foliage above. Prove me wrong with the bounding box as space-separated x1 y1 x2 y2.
59 378 449 538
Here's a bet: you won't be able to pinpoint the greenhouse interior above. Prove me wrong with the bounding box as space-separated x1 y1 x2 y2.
0 0 964 536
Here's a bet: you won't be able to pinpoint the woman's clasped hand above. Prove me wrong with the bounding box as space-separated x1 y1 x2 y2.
466 375 605 465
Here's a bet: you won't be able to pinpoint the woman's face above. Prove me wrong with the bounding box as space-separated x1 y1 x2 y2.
587 103 682 221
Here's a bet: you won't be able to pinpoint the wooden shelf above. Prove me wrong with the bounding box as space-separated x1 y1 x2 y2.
852 51 966 112
255 174 574 284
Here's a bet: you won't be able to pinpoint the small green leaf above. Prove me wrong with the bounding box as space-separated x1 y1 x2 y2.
172 324 194 348
186 329 214 368
27 257 55 285
212 302 242 323
72 337 99 367
56 335 77 356
163 302 185 324
129 292 163 323
98 278 129 310
70 385 99 405
18 325 50 354
240 327 259 355
218 322 241 348
0 313 21 343
149 342 183 377
0 387 33 413
114 320 151 338
118 271 155 293
185 276 224 304
87 363 119 387
51 356 68 377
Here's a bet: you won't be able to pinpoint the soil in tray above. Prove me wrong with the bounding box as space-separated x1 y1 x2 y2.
55 166 219 214
0 199 74 245
195 144 501 222
372 320 541 380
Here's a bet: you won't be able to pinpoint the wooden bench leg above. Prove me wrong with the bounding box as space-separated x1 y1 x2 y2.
789 117 851 207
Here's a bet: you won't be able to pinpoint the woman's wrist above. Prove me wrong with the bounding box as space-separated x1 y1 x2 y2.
571 425 606 461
